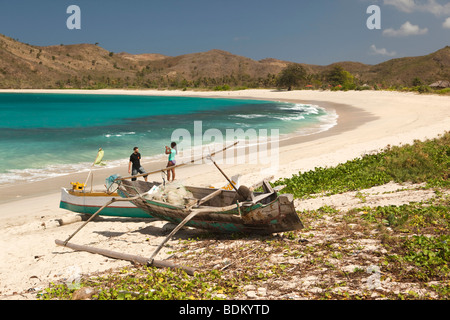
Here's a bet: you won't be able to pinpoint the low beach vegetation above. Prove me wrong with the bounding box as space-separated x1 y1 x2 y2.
274 131 450 198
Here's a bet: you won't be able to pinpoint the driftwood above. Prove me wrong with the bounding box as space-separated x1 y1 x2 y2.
55 240 196 276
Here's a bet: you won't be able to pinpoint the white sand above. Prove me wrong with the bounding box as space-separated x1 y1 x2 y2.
0 89 449 299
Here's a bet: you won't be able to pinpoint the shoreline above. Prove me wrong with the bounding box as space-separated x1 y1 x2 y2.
0 90 351 204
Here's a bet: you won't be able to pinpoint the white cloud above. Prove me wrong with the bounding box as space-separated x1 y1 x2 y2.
443 17 450 29
384 0 450 16
370 45 397 57
383 21 428 36
384 0 417 13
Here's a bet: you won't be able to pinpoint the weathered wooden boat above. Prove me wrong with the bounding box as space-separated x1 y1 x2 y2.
116 179 304 234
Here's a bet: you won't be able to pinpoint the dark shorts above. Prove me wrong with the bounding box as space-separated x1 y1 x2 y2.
132 166 148 181
167 160 176 167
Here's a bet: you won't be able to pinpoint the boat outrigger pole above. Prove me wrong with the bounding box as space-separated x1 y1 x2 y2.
115 141 239 182
205 154 249 200
61 196 140 246
55 195 196 275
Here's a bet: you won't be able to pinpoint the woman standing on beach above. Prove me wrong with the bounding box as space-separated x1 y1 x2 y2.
165 142 177 182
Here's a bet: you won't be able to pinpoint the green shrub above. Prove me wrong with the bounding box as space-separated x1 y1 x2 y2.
274 132 450 198
213 84 231 91
436 88 450 95
402 235 450 280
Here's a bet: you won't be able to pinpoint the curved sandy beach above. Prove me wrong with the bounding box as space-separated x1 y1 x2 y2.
0 89 449 299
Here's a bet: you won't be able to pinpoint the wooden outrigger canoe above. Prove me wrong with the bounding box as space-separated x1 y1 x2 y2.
55 142 302 273
117 179 304 234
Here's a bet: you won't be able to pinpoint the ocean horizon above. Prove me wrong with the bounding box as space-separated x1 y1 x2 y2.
0 92 337 186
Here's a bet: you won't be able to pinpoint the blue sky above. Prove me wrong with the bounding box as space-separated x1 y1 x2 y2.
0 0 449 65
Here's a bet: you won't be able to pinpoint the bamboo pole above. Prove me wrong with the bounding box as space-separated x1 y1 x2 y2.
147 210 201 263
116 141 239 181
55 240 196 276
207 155 242 196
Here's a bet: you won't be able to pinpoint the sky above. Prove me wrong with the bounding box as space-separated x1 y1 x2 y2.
0 0 449 65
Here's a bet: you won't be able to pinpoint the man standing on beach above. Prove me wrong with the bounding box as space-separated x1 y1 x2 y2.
128 147 148 182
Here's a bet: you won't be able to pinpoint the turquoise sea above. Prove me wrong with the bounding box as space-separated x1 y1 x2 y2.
0 93 337 185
